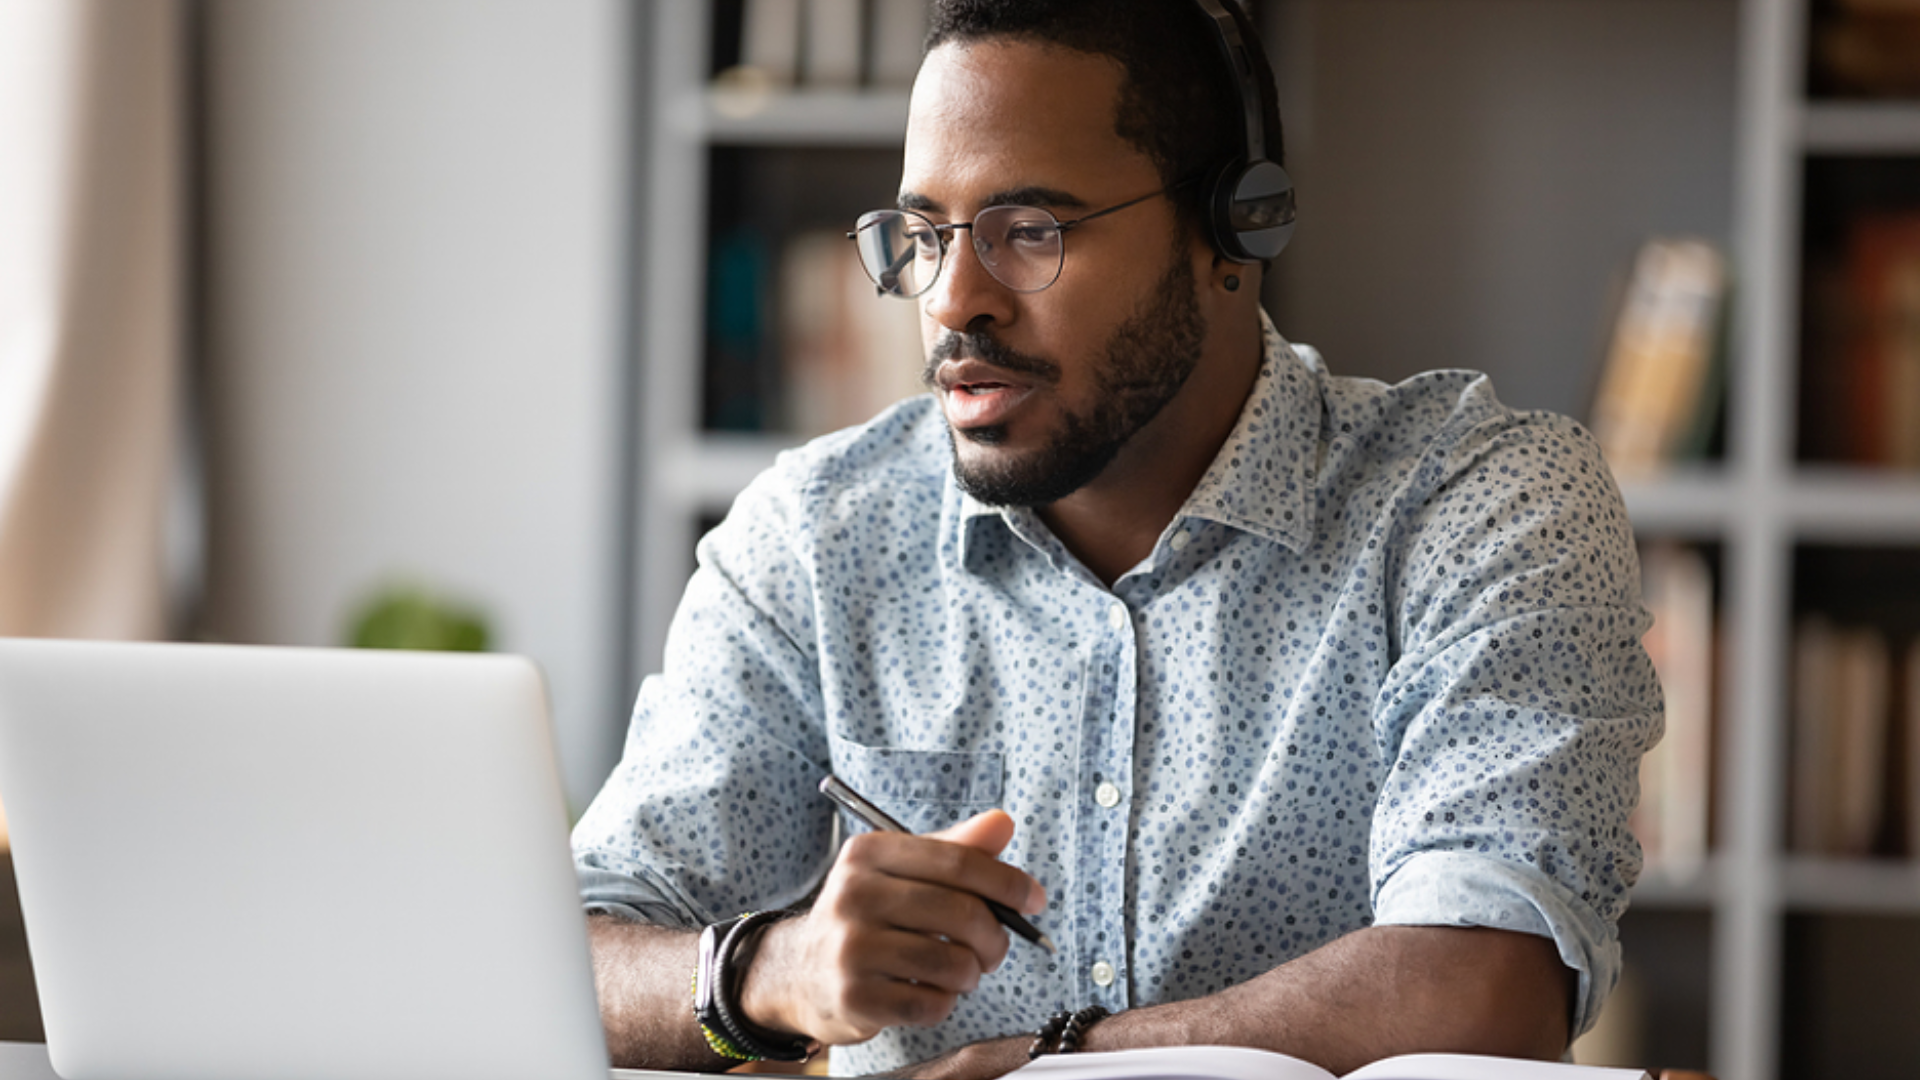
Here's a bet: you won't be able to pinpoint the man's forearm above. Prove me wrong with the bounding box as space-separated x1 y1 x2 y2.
1088 926 1570 1073
587 915 726 1071
911 925 1573 1080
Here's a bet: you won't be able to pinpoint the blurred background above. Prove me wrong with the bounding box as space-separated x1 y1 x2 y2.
3 2 1919 1078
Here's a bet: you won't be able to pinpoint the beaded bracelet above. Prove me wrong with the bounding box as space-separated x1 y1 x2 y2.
1027 1010 1073 1060
1058 1006 1110 1054
1028 1005 1111 1058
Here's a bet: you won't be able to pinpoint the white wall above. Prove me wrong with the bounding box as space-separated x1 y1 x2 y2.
1269 0 1739 419
199 0 630 809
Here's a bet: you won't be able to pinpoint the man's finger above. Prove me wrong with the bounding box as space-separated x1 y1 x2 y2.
839 829 1046 917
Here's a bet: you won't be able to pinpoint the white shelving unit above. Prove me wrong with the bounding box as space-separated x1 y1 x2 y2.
633 4 903 672
631 4 1920 1078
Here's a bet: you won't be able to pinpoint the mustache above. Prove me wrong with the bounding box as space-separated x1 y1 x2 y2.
922 329 1062 387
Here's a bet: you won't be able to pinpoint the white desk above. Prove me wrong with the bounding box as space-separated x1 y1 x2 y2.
0 1042 790 1080
0 1042 60 1080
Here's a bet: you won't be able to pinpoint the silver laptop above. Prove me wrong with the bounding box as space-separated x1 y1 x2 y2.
0 638 612 1080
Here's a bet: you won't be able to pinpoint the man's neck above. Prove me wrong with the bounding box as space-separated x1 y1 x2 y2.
1038 315 1264 587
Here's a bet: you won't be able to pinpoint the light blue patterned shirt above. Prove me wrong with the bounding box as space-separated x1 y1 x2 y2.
573 315 1661 1074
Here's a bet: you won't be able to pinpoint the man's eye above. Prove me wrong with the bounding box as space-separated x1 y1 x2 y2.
1006 224 1054 247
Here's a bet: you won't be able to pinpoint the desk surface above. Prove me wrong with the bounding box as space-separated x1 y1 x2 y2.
0 1042 809 1080
1 1041 61 1080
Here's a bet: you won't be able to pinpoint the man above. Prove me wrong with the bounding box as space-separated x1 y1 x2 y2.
573 1 1661 1077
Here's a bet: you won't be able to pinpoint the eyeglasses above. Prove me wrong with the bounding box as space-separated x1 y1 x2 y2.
846 178 1195 299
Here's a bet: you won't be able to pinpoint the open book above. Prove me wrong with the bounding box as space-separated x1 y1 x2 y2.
1013 1045 1650 1080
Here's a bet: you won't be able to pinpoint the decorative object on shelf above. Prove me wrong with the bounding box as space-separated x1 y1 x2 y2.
1587 238 1728 479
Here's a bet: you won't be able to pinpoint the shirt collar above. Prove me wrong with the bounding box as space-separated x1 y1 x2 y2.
952 309 1322 567
1181 311 1320 551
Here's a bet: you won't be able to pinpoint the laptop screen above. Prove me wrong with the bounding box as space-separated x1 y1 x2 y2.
0 639 610 1080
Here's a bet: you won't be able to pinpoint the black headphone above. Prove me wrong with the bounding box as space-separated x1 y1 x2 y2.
1191 0 1296 263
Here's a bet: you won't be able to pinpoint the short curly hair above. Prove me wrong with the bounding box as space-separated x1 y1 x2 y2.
926 0 1283 243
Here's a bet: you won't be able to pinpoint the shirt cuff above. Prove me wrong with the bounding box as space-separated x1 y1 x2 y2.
574 859 705 929
1372 850 1621 1038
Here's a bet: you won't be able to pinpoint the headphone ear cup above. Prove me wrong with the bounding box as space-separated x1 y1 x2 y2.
1210 159 1296 264
1205 159 1254 264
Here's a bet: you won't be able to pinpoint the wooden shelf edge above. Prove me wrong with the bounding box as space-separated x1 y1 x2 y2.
1782 857 1920 914
1801 101 1920 153
1630 858 1723 909
652 435 792 510
1620 469 1736 536
1784 468 1920 539
670 89 910 146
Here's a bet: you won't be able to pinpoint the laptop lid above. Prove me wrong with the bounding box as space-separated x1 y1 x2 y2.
0 638 611 1080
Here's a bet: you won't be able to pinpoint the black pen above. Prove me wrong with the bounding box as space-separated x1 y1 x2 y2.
818 774 1057 954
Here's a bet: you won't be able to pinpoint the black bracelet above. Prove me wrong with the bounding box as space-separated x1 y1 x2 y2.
1027 1010 1072 1060
692 910 816 1062
1058 1006 1110 1054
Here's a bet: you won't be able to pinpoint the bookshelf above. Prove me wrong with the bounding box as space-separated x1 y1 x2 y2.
629 3 1920 1079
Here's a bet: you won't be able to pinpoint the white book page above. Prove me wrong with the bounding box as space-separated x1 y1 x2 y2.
1013 1047 1650 1080
1344 1053 1650 1080
1013 1045 1334 1080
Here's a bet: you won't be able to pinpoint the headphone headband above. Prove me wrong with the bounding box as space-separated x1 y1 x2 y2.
1191 0 1266 165
1188 0 1295 264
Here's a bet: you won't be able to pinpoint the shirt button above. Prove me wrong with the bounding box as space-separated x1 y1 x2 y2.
1094 782 1122 808
1107 603 1127 630
1170 530 1191 552
1090 960 1117 987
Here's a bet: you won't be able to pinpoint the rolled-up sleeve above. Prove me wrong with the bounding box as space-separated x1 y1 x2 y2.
1368 413 1662 1036
570 457 839 926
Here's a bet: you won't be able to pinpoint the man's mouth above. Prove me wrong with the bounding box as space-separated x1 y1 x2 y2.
938 365 1037 429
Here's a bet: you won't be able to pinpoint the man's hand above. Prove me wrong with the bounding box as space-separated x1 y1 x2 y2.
738 809 1048 1046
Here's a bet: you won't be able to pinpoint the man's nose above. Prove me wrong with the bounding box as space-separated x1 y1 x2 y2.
923 229 1016 333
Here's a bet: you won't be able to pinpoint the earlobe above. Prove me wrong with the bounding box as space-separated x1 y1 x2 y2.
1223 274 1241 293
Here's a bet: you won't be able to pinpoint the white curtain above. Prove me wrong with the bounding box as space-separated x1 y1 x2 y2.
0 0 184 641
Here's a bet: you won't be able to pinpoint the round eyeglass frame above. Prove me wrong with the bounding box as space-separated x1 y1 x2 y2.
845 178 1196 299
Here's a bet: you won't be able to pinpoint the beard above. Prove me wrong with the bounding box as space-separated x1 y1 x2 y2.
923 244 1206 508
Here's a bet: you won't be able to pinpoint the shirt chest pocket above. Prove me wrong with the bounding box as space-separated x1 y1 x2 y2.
827 735 1005 835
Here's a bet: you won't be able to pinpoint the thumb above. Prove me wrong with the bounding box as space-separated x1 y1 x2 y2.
929 808 1016 856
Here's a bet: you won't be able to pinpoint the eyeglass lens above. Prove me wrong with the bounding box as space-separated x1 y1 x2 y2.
852 206 1066 298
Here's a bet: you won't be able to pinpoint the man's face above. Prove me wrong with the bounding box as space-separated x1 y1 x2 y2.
902 39 1209 507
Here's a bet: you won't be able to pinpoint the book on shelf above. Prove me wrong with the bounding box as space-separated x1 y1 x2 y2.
777 228 927 438
1632 542 1715 874
1905 639 1920 857
728 0 927 92
1844 212 1920 470
1587 238 1728 480
801 0 861 88
1790 616 1896 857
739 0 803 87
706 227 778 432
1812 0 1920 98
1011 1045 1650 1080
870 0 930 88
